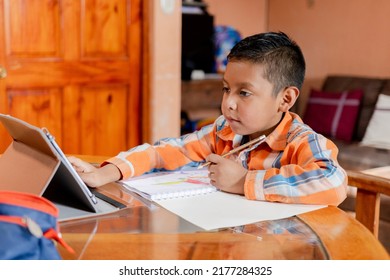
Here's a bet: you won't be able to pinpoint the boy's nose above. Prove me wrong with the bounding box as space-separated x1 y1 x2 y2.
226 95 237 110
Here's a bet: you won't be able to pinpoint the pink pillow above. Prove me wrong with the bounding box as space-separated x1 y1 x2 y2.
303 89 363 142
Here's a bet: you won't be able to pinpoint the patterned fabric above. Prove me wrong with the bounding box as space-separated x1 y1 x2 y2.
104 112 347 206
303 89 363 142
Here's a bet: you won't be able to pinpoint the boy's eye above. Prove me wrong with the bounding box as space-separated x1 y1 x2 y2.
240 90 251 97
222 87 230 94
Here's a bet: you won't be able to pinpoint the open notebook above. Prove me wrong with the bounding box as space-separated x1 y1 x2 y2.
121 169 216 201
0 114 124 221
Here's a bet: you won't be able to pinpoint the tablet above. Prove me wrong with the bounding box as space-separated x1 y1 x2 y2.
0 114 123 220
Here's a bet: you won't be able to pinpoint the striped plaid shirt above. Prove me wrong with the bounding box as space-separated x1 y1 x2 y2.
105 112 347 206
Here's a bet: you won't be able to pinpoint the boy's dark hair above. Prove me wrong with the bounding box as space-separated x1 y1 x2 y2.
227 31 306 96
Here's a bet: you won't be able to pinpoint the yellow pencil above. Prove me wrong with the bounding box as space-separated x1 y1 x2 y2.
197 134 266 169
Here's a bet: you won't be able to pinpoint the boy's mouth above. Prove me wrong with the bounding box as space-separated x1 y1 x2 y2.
226 116 240 125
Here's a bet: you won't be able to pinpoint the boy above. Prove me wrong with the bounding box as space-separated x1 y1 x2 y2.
69 31 347 206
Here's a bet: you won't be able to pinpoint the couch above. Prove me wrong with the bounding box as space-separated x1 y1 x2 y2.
313 75 390 170
303 75 390 253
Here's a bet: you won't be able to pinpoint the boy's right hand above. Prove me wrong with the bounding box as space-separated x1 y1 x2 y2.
206 153 247 195
68 156 122 188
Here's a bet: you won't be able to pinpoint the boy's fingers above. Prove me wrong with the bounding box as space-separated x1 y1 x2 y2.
67 156 95 173
206 153 222 164
67 156 84 167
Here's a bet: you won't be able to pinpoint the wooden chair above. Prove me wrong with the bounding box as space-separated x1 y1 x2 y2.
347 170 390 238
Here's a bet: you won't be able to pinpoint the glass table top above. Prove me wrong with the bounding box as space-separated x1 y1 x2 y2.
59 186 328 260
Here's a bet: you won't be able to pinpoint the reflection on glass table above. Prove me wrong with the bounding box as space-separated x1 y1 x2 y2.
59 189 328 260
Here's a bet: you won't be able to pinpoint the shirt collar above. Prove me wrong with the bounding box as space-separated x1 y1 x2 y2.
216 119 243 148
265 112 294 151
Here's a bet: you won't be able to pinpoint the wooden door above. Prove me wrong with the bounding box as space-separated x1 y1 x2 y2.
0 0 142 156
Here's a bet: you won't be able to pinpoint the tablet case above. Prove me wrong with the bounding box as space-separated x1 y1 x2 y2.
0 114 122 221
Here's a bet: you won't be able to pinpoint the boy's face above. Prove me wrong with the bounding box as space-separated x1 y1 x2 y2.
221 60 285 139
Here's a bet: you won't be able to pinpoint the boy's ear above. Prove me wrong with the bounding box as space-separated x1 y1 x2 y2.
279 86 299 112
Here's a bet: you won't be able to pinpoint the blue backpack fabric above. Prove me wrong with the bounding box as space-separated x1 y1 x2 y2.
0 190 73 260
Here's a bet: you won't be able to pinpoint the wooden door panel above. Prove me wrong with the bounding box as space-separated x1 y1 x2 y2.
83 0 128 57
79 85 127 156
5 0 61 57
61 84 128 157
62 86 82 153
7 88 63 143
0 0 142 155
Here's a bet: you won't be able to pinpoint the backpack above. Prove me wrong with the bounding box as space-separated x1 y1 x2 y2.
0 190 73 259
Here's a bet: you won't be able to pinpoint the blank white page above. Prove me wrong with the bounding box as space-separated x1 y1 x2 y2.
156 191 326 231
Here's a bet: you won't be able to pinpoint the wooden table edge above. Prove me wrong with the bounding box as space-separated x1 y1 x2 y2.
298 206 389 260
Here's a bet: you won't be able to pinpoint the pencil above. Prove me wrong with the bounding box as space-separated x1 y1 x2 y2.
197 134 266 169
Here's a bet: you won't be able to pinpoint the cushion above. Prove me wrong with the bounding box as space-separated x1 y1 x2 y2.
303 89 363 142
321 76 386 140
360 94 390 150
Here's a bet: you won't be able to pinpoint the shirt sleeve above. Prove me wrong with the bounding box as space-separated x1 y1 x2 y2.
103 123 217 179
244 133 348 206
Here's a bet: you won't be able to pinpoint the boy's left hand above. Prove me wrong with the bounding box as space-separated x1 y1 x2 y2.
206 153 247 195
